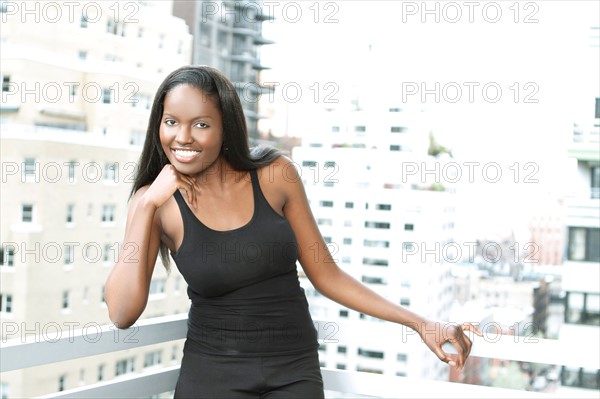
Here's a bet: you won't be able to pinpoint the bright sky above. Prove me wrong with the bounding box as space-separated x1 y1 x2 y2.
260 0 600 241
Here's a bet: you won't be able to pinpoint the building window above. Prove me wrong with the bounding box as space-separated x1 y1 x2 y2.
78 50 87 60
354 126 366 132
104 162 118 183
2 75 11 92
343 238 352 245
364 221 390 229
101 205 115 223
103 243 112 262
390 126 406 133
302 161 317 167
339 310 348 318
144 351 162 368
158 34 164 48
80 14 88 28
0 294 13 313
0 246 15 267
345 202 354 209
362 258 389 266
400 298 411 306
565 292 600 326
149 279 166 296
331 126 340 133
102 88 112 104
58 375 66 392
404 223 414 231
101 285 106 304
115 358 135 376
568 227 600 262
320 200 334 207
403 242 415 252
561 365 600 390
591 165 600 199
21 204 34 222
390 145 401 151
389 107 401 112
363 239 390 248
376 204 392 211
317 218 333 226
0 383 9 399
357 348 384 359
67 160 77 183
362 276 386 285
66 204 75 224
397 353 408 362
171 345 178 361
23 157 37 182
336 363 346 370
64 245 74 265
62 291 70 310
130 130 145 146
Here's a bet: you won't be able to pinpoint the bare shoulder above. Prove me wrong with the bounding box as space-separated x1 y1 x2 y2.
254 155 306 216
258 155 303 190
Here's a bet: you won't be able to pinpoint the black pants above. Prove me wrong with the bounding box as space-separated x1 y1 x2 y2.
174 349 324 399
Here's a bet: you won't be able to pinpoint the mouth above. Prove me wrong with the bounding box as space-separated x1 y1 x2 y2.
171 148 200 163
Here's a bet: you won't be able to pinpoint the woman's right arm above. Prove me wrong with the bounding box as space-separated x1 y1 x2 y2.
104 186 162 328
104 165 198 329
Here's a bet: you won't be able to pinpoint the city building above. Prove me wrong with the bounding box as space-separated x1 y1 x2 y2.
172 0 275 140
559 97 600 392
0 1 192 397
290 105 458 382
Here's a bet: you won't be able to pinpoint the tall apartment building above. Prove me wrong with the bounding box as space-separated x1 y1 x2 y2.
0 2 192 397
559 97 600 392
172 0 274 140
290 106 457 382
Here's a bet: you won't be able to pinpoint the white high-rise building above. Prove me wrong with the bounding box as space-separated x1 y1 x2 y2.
0 2 192 397
559 97 600 393
291 105 457 382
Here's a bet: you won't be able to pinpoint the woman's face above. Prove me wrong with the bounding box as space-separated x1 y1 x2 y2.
159 84 224 176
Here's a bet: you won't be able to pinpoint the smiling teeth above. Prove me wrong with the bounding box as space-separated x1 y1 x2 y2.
174 149 199 157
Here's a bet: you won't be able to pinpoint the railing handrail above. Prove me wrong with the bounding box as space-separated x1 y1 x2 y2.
2 314 597 398
2 314 598 373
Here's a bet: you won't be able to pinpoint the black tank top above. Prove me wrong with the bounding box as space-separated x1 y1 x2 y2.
171 169 319 356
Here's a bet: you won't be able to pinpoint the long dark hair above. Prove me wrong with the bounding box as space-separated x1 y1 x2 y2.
131 65 283 269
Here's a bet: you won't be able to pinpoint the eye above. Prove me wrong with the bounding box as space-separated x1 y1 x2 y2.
163 119 176 126
194 122 209 128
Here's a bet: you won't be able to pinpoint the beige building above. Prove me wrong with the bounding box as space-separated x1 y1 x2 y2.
1 1 192 397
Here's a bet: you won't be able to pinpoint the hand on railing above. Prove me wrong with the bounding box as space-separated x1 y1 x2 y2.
418 320 483 370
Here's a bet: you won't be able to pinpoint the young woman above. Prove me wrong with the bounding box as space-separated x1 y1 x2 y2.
105 65 481 398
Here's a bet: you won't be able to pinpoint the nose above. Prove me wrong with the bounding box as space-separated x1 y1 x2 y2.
175 125 193 145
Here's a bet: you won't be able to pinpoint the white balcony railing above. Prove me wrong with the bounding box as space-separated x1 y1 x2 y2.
1 314 599 398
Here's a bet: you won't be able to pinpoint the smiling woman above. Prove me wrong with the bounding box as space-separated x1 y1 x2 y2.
104 65 481 399
159 84 224 174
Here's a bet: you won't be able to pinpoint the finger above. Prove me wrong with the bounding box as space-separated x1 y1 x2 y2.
186 181 197 209
178 178 195 208
431 342 454 366
462 322 484 337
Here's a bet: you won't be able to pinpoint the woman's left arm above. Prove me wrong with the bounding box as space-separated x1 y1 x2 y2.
276 157 481 369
